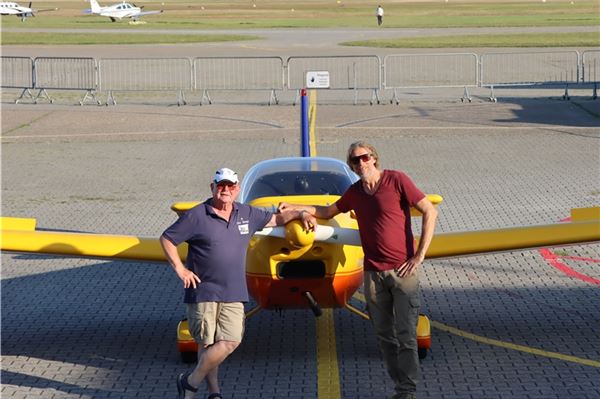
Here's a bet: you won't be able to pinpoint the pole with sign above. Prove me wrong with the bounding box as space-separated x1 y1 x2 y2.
301 71 330 157
300 88 310 157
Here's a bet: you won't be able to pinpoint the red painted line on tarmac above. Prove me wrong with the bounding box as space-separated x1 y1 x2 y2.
538 248 600 286
558 255 600 263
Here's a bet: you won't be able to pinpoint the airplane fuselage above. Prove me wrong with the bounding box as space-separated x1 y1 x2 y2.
87 0 161 21
0 1 33 19
246 194 364 310
99 3 141 20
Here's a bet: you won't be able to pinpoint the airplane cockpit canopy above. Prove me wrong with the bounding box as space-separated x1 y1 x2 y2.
240 157 358 203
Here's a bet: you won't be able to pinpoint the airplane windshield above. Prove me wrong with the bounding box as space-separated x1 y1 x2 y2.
240 157 358 203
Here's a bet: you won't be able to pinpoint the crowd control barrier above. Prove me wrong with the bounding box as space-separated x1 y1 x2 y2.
480 51 580 101
33 57 99 105
193 57 285 105
4 50 597 105
1 56 35 104
581 50 600 99
287 56 382 105
383 53 478 103
98 58 193 105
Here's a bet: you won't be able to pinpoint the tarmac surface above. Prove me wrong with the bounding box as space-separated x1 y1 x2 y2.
2 19 600 399
1 97 600 398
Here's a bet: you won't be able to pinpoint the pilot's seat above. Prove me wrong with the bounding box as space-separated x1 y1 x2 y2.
294 176 310 194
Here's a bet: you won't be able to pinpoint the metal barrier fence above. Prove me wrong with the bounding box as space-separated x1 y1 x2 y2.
34 57 98 105
582 50 600 82
480 51 580 101
193 57 284 105
287 55 381 104
3 51 598 105
1 56 34 103
383 53 478 103
98 58 192 105
582 50 600 99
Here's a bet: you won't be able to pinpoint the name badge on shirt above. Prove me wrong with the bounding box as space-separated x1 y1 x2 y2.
238 223 249 235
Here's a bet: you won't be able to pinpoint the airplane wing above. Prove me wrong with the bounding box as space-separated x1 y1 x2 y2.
33 7 58 12
1 207 598 261
0 217 174 262
256 207 600 256
135 9 162 16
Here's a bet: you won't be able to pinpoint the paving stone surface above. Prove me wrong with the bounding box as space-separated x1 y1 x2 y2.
2 100 599 398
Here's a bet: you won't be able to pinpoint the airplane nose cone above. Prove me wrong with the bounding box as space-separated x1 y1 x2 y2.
284 220 315 248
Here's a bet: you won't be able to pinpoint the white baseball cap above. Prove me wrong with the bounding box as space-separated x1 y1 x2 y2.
213 167 239 184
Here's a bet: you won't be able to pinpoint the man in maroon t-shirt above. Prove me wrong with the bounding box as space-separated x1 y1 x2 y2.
279 141 437 399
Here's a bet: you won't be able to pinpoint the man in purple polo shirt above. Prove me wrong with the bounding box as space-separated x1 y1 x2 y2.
160 167 316 399
279 141 438 399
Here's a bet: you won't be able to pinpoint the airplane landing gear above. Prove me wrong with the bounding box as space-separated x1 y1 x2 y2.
303 291 323 317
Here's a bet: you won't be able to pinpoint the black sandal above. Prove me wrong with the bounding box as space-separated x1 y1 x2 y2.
207 394 223 399
176 372 198 399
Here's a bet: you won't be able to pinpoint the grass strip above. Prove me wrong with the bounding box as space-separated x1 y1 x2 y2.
342 32 600 48
1 0 599 29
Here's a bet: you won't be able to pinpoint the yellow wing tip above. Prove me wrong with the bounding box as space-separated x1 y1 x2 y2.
571 207 600 222
170 202 200 215
427 194 443 205
410 194 443 217
0 217 37 231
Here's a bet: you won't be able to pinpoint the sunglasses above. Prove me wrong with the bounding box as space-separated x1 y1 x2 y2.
215 181 237 189
350 153 373 165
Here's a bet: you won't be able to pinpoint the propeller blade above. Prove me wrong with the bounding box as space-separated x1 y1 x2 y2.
256 224 362 246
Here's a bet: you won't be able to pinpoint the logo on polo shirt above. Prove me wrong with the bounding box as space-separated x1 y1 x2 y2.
238 218 249 235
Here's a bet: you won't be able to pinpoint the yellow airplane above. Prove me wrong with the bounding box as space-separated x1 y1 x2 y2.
1 105 599 361
1 154 598 361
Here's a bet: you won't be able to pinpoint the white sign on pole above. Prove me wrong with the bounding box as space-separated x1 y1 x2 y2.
306 71 330 89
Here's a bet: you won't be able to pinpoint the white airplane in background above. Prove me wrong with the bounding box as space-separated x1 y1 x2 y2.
84 0 162 22
0 1 56 21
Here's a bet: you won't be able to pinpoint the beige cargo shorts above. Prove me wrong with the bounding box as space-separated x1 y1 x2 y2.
186 302 245 346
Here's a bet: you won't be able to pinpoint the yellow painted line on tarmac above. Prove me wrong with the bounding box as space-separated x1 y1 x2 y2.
353 292 600 368
316 309 341 399
430 320 600 368
328 126 596 130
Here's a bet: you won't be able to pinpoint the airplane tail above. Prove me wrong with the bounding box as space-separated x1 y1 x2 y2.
90 0 102 13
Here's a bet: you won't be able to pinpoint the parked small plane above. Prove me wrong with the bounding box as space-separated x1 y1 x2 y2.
84 0 162 22
0 1 56 21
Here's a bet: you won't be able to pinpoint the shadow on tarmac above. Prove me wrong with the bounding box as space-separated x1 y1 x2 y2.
2 253 599 398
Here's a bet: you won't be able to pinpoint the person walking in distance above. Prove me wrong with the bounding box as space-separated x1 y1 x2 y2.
376 5 384 26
